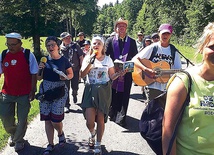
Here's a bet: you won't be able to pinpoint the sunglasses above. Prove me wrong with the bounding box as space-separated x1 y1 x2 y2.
207 45 214 51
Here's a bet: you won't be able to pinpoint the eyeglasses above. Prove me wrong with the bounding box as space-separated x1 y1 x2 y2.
5 42 20 47
152 36 159 39
138 35 143 37
46 43 56 48
207 45 214 51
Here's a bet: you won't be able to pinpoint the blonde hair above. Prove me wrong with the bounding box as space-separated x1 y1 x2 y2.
195 22 214 54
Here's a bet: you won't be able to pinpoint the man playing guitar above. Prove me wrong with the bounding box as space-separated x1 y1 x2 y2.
132 24 182 101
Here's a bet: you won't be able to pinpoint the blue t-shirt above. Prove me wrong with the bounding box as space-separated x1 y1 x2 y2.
43 56 71 81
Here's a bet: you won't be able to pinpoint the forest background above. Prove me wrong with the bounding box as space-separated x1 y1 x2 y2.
0 0 213 60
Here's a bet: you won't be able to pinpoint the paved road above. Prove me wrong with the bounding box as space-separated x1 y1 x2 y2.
0 82 155 155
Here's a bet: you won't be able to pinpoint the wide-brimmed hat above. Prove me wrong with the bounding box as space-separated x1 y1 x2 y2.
60 32 71 39
114 18 128 31
5 32 22 40
158 24 173 34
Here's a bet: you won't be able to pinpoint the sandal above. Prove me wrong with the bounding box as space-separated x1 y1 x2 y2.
43 144 54 155
88 131 96 149
58 132 66 147
94 145 102 155
88 137 95 149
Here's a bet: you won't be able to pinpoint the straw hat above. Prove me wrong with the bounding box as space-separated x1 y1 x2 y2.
114 18 128 31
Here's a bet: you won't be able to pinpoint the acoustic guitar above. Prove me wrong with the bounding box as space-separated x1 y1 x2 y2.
132 59 182 86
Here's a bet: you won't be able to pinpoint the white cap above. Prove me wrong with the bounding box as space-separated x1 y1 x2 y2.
92 36 105 45
5 32 22 40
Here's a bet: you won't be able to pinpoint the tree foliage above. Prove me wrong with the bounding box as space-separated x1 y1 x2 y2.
0 0 213 57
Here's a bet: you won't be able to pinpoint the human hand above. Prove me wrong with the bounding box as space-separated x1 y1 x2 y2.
144 67 156 79
29 91 35 101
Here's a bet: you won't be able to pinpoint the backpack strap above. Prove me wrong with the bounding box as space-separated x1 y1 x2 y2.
166 70 192 155
24 49 30 64
169 44 177 65
1 49 30 64
1 49 8 63
149 44 177 65
149 45 158 62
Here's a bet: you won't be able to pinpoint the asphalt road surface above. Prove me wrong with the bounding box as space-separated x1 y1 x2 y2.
0 82 155 155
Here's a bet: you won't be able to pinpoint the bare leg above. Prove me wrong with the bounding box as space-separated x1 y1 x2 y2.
96 110 105 143
52 121 63 136
45 121 54 145
85 108 96 132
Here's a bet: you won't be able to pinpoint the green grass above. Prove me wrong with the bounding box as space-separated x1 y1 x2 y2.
0 37 201 150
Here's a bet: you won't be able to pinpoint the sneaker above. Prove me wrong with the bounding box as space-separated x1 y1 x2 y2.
64 107 70 113
8 136 15 147
14 142 25 152
94 145 102 155
58 132 66 147
73 95 77 103
43 144 54 155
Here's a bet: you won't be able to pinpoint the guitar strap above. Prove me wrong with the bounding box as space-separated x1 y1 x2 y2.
149 44 194 67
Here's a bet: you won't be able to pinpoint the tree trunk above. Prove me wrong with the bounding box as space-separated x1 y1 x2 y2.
33 35 42 61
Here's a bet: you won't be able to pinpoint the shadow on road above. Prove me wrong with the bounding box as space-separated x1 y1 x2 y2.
15 140 142 155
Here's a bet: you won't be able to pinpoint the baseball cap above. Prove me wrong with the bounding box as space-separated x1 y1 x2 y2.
137 31 143 36
144 35 152 41
60 32 71 39
5 32 22 40
158 24 173 34
77 32 84 36
151 33 159 39
83 40 90 45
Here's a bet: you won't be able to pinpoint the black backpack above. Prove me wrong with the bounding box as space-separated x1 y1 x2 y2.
1 49 30 64
139 71 192 155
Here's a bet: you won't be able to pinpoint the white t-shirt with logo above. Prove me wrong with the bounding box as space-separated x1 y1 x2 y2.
82 55 114 84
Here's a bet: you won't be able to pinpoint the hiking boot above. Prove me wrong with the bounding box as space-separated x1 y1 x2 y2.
14 142 25 152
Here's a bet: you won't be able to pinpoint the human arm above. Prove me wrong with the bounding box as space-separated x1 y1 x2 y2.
37 61 45 81
132 54 156 78
60 67 73 80
109 67 126 81
162 76 187 155
29 74 37 101
80 54 95 78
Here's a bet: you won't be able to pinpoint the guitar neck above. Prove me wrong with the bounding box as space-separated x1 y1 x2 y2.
157 69 182 75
